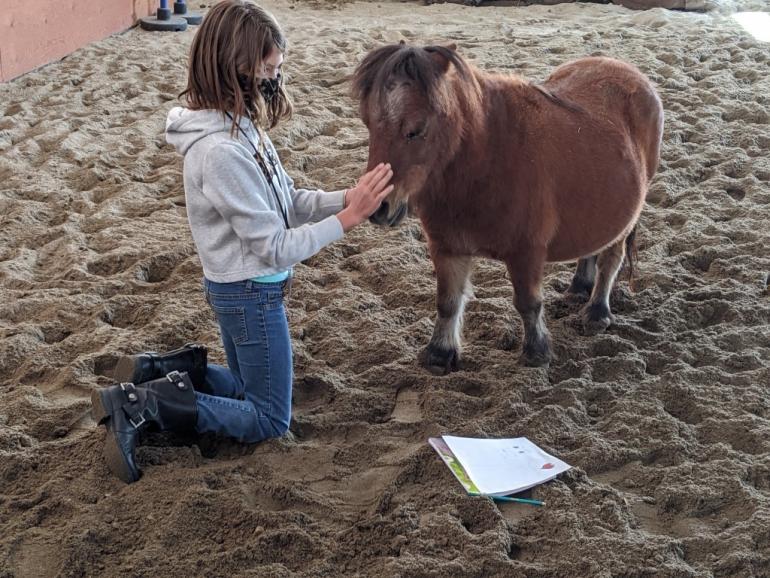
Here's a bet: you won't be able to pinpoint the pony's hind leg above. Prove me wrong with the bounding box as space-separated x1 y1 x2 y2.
581 238 626 334
423 254 473 374
506 252 552 367
566 255 597 299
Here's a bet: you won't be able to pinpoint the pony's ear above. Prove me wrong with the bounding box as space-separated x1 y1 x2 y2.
445 43 457 52
399 39 406 45
426 45 455 75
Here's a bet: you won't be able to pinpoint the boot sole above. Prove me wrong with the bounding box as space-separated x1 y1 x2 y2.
103 425 141 484
113 356 142 384
91 388 113 425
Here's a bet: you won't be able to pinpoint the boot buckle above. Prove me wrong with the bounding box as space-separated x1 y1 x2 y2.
166 370 189 390
166 370 183 382
129 413 147 429
120 382 140 404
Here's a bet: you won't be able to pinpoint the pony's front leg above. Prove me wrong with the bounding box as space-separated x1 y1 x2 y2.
423 254 473 374
506 253 552 367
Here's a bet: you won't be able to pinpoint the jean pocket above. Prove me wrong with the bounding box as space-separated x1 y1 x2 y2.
210 304 248 344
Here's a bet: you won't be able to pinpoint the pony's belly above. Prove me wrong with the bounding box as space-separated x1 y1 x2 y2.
546 171 646 262
546 216 634 263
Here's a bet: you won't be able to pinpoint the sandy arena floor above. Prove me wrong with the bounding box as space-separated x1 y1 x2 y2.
1 0 769 576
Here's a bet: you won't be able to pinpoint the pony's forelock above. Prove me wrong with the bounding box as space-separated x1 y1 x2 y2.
352 44 476 120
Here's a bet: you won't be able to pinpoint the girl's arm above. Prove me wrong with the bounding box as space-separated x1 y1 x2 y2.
282 169 346 225
262 136 345 224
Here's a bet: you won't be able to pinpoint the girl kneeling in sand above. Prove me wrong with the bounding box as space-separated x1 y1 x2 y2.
91 0 393 483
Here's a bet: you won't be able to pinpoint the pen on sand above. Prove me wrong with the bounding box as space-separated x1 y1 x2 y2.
469 493 545 506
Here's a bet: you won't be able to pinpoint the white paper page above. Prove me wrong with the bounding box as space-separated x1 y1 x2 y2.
442 436 571 496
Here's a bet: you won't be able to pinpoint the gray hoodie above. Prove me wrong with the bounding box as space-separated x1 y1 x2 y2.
165 107 345 283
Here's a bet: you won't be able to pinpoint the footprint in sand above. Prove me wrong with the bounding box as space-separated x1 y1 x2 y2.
86 252 140 277
134 252 190 283
391 388 422 423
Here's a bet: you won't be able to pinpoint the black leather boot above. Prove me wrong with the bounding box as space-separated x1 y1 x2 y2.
91 371 197 484
113 343 210 394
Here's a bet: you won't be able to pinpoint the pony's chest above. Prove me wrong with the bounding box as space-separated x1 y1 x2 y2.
420 212 507 257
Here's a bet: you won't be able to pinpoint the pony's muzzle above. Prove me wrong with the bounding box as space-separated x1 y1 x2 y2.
369 201 390 226
369 201 407 227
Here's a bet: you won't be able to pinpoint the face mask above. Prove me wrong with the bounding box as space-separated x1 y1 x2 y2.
259 74 281 103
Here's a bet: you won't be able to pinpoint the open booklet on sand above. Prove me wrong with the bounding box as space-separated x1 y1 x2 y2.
429 436 571 497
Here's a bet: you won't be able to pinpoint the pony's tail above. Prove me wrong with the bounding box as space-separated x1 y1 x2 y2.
624 226 638 290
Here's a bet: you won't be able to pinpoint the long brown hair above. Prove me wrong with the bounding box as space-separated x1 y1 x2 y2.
180 0 293 131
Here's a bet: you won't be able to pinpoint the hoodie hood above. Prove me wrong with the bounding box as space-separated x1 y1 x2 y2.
166 107 248 155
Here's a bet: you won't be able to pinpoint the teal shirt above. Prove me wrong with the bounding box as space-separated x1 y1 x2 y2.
251 270 290 283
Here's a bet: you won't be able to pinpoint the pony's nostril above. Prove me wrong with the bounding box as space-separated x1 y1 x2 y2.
373 202 389 221
369 201 390 225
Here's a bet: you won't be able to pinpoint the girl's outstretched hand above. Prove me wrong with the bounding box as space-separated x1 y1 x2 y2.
337 163 394 232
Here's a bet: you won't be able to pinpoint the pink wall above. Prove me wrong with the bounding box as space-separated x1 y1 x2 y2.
0 0 156 82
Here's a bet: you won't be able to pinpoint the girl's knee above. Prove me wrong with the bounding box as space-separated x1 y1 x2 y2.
239 413 289 443
269 413 290 438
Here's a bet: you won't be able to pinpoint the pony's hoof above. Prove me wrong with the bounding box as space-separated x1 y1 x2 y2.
565 281 593 301
564 288 591 302
520 350 552 368
420 345 460 375
582 303 615 335
584 317 612 335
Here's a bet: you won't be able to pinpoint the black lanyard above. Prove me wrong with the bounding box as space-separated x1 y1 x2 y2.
225 113 290 229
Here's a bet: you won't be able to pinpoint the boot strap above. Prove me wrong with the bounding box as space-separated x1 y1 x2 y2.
166 370 188 388
119 382 147 429
165 370 195 395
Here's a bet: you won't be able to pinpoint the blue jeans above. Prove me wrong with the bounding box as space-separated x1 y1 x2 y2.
196 278 292 443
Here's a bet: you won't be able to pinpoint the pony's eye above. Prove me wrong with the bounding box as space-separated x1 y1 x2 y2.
405 128 424 142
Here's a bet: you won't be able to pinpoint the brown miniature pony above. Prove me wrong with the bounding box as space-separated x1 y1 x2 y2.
352 44 663 372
